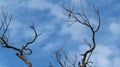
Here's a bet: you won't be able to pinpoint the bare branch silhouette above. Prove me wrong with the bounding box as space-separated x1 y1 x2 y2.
0 8 40 67
50 49 78 67
64 5 100 67
51 5 100 67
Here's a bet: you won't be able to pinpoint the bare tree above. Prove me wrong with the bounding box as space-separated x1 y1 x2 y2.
0 9 41 67
50 49 78 67
51 5 100 67
66 5 100 67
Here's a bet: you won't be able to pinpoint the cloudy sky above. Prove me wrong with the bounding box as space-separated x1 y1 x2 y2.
0 0 120 67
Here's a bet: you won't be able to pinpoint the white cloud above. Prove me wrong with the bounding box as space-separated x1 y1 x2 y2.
8 21 27 37
94 45 112 67
89 18 99 26
0 1 120 67
24 0 64 19
27 0 51 10
41 43 55 52
113 57 120 67
0 0 64 19
93 44 120 67
0 0 22 13
96 45 112 57
9 21 24 35
60 22 87 41
71 0 88 8
109 22 120 34
41 40 63 52
43 43 52 50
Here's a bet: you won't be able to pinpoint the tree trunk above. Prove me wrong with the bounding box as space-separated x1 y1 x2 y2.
16 53 32 67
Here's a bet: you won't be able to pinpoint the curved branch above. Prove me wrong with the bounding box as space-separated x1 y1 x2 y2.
64 5 100 67
24 22 41 48
0 9 40 67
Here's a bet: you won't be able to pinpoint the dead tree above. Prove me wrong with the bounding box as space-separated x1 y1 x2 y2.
51 5 100 67
64 5 100 67
0 9 41 67
50 49 78 67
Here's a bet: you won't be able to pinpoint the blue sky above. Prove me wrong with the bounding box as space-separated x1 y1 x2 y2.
0 0 120 67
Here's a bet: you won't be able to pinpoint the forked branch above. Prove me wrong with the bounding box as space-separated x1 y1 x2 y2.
0 9 40 67
64 5 100 67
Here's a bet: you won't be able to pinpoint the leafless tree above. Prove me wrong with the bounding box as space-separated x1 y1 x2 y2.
50 48 78 67
0 8 41 67
51 5 100 67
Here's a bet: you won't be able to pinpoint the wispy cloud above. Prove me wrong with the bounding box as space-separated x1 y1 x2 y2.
94 45 112 67
22 0 64 19
109 22 120 34
113 57 120 67
94 44 120 67
0 0 120 67
60 22 87 41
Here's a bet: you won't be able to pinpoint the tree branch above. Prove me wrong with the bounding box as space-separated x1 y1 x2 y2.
64 5 100 67
0 8 40 67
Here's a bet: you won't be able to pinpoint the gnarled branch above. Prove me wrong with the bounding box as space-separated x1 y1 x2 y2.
0 8 40 67
64 5 100 67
